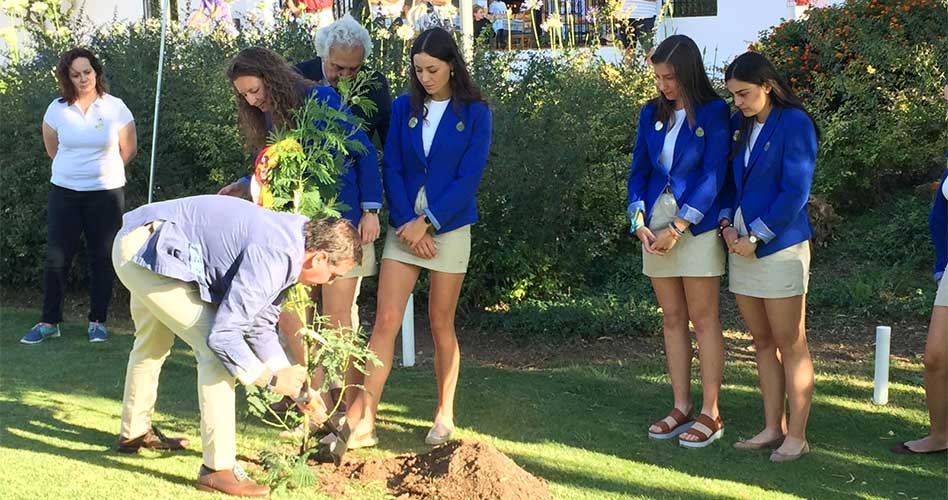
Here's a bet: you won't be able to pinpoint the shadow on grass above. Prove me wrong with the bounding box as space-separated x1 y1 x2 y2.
0 400 196 487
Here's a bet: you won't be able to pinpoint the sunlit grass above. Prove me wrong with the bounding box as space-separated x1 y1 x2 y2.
1 307 944 500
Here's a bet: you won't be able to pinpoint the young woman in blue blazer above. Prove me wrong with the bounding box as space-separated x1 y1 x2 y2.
720 51 818 462
628 35 730 448
343 28 492 448
892 79 947 454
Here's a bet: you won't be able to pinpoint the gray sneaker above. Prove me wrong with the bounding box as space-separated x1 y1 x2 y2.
20 323 61 344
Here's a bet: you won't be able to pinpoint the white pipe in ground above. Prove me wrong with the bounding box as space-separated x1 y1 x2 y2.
872 325 892 405
401 293 416 367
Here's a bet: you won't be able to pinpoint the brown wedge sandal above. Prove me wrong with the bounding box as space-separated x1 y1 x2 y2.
648 408 694 440
678 414 724 448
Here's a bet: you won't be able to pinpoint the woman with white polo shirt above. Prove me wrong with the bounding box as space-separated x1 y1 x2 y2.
20 47 137 345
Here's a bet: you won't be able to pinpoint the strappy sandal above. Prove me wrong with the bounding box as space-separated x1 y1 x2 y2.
679 414 724 448
648 408 694 440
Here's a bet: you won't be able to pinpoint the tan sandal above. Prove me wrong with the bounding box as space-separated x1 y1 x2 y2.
679 414 724 448
648 408 694 440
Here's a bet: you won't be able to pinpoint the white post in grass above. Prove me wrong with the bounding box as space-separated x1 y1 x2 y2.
401 293 416 367
872 325 892 405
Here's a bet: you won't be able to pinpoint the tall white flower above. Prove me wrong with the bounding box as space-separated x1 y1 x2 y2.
396 23 414 41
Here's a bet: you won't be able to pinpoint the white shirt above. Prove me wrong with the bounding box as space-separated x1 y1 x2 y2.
422 98 450 156
44 93 134 191
659 108 687 170
744 120 765 165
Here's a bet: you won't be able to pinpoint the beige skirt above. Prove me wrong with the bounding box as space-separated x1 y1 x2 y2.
342 241 378 279
382 188 471 274
642 193 725 278
728 208 810 299
935 275 948 307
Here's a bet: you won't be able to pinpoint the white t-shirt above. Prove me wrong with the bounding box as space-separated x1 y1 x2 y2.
422 98 450 156
659 108 687 170
43 93 134 191
745 120 765 165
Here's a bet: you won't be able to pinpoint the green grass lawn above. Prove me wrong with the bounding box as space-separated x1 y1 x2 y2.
1 307 944 500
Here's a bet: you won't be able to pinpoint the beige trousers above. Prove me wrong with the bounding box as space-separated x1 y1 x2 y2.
112 223 236 470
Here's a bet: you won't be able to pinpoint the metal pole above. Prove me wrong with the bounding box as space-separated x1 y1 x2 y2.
146 0 169 203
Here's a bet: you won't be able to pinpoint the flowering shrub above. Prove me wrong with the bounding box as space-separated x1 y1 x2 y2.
758 0 947 212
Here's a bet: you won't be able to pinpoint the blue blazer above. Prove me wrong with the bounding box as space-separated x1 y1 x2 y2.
720 106 817 258
929 165 947 281
258 86 383 226
627 99 730 236
383 95 492 233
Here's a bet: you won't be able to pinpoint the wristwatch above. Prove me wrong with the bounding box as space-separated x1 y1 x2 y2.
748 234 760 245
423 214 432 225
363 208 380 214
265 374 278 392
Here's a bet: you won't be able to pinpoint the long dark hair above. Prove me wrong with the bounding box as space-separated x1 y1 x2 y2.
649 35 719 128
408 28 485 119
725 51 820 160
56 47 108 104
226 47 312 151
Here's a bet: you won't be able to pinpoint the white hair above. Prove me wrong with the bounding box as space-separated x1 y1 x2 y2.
314 14 373 59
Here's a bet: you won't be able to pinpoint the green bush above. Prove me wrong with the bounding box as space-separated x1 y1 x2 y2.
757 0 947 213
808 189 937 320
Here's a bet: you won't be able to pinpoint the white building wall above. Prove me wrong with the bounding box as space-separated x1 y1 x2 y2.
654 0 846 71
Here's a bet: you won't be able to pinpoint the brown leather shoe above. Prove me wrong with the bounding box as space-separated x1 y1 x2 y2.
116 425 190 453
196 465 270 497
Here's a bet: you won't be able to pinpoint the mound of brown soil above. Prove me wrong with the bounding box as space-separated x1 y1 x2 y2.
317 439 550 500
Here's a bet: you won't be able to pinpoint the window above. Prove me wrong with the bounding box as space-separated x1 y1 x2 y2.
670 0 717 17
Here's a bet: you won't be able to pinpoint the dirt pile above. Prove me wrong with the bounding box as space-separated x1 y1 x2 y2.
318 439 551 500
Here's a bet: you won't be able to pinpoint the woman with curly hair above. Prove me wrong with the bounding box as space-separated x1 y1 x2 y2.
219 47 383 420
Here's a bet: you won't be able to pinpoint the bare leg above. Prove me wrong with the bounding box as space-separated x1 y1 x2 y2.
344 260 420 437
765 294 813 455
904 305 948 452
648 277 694 433
735 294 787 444
427 271 466 428
679 276 724 442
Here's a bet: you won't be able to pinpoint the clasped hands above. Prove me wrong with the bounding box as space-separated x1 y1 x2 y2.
721 225 758 257
396 215 437 260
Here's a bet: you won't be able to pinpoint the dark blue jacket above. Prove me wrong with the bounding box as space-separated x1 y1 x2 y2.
719 106 817 258
627 98 730 236
383 95 492 233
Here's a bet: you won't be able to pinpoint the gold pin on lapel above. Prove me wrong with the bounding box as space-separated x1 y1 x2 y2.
695 127 705 138
409 117 418 128
654 121 663 131
764 141 771 151
733 130 741 142
456 121 465 132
